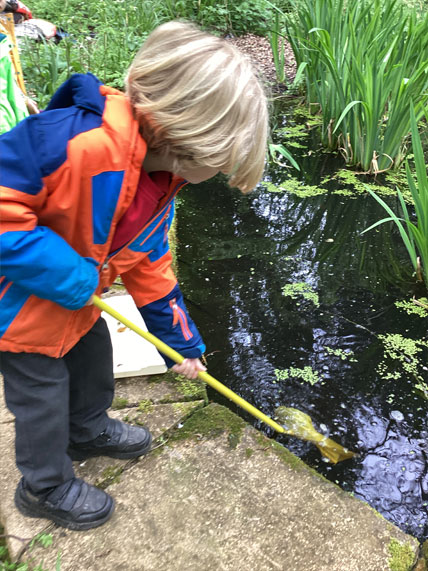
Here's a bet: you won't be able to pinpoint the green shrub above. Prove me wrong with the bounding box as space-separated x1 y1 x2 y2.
163 0 274 35
20 0 277 107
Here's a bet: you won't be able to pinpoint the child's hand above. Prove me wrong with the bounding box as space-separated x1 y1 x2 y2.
171 358 206 380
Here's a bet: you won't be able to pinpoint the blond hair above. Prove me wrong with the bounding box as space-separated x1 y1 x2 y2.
125 21 268 192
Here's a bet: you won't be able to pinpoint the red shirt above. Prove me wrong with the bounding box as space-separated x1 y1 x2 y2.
110 169 170 253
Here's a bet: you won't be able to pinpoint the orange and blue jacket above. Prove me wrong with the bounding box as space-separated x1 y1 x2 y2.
0 73 205 363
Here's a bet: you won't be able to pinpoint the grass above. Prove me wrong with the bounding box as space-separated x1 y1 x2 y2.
0 528 58 571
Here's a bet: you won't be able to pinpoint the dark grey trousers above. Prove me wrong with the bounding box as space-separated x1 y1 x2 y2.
1 317 114 492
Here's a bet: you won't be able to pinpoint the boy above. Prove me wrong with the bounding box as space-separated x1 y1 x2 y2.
0 21 268 530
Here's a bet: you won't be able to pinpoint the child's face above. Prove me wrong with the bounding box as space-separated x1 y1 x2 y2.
176 165 219 184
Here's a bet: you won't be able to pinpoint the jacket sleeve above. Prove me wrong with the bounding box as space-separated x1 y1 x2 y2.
121 251 206 368
0 116 99 309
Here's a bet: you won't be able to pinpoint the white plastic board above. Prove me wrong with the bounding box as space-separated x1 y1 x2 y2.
101 294 167 378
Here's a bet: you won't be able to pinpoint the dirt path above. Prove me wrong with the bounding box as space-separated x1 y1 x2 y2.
227 33 296 84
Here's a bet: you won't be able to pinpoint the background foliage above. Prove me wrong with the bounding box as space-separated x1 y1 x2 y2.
20 0 281 106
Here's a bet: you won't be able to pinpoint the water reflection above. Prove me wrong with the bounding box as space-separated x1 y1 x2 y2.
176 172 428 540
353 404 428 537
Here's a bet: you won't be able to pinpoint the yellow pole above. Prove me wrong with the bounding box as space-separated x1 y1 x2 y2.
93 295 286 434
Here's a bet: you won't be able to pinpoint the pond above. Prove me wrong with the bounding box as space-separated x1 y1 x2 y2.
175 105 428 542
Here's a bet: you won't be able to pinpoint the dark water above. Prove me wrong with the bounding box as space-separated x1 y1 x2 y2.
175 139 428 540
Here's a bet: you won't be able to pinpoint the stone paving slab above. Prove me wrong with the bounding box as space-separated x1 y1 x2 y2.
73 400 205 487
112 372 207 406
0 416 47 561
16 404 422 571
0 373 207 563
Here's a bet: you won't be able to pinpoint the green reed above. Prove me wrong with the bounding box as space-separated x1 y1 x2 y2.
285 0 428 173
363 105 428 286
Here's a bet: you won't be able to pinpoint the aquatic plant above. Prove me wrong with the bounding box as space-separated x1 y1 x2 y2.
325 347 357 362
268 143 300 170
270 12 288 84
362 106 428 285
275 366 321 385
282 282 320 306
377 333 428 395
395 299 428 319
264 178 326 197
284 0 428 173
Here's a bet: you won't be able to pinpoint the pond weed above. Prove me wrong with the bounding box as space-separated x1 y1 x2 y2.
377 333 428 389
395 299 428 319
324 347 357 362
281 282 320 307
275 366 321 385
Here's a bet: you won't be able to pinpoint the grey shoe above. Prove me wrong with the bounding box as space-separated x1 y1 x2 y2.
15 477 115 531
68 417 152 461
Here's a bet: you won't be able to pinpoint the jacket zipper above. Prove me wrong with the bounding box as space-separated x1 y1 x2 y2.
169 298 193 340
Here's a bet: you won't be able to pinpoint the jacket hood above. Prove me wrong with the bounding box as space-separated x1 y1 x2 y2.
44 73 104 115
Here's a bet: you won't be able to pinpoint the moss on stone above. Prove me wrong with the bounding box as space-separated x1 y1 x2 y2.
252 433 333 484
245 448 255 458
170 404 246 448
111 396 129 410
422 539 428 562
145 371 207 402
171 402 191 414
174 375 207 403
171 401 205 418
158 393 175 404
138 399 154 414
107 283 127 294
388 539 416 571
228 432 241 449
145 371 179 386
97 465 123 489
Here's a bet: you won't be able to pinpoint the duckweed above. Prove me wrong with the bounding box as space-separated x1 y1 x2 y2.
325 347 357 362
282 282 320 307
377 333 428 383
264 178 327 197
395 299 428 318
275 366 321 386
